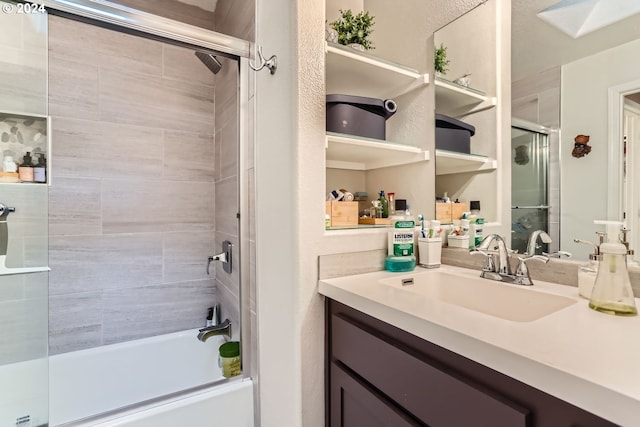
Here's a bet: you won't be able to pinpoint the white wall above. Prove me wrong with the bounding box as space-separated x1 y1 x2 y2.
561 38 640 259
255 1 501 426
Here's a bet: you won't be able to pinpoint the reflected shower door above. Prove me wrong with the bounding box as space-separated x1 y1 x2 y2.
511 126 550 255
0 2 50 426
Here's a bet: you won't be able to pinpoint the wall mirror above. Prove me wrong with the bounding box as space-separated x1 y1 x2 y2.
512 0 640 260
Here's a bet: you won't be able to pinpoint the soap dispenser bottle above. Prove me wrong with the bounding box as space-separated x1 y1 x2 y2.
574 233 604 299
588 220 637 316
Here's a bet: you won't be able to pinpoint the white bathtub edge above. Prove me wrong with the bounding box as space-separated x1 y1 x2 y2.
87 379 254 427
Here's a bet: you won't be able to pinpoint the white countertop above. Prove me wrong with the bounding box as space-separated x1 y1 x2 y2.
318 264 640 426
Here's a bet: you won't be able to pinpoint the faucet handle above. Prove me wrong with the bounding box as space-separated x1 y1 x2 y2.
542 250 572 259
470 249 495 272
515 255 549 285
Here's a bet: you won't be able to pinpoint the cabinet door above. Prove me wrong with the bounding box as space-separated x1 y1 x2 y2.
331 314 530 427
330 362 423 427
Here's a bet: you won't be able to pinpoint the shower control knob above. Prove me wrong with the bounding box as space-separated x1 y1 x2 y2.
0 204 15 219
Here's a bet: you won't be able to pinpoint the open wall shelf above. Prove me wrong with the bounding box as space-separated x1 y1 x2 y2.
435 149 497 175
326 132 429 171
435 77 497 118
325 42 429 99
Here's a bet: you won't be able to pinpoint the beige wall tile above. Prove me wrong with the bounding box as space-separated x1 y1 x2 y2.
48 292 103 355
163 130 215 181
163 231 216 283
48 16 163 77
48 57 99 120
49 233 163 295
102 280 216 344
214 176 238 235
52 117 163 179
318 249 387 280
49 177 102 236
164 44 216 87
99 68 215 134
102 179 214 233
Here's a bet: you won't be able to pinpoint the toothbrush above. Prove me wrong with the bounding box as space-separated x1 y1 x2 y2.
418 214 425 238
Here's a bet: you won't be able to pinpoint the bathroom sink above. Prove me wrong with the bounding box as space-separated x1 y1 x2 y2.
378 271 576 322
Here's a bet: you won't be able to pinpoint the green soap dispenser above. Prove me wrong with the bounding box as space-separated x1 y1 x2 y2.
588 220 637 316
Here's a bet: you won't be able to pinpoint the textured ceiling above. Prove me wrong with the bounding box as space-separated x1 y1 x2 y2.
512 0 640 81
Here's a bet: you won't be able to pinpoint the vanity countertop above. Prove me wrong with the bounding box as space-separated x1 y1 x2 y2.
318 264 640 427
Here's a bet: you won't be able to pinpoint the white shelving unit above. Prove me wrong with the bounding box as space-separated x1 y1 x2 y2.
325 42 429 99
435 77 497 118
326 132 429 171
435 149 497 175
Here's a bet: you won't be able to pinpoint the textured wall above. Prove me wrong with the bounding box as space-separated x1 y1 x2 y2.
47 16 218 354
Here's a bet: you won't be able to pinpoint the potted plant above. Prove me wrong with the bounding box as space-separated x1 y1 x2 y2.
434 43 450 75
329 9 375 51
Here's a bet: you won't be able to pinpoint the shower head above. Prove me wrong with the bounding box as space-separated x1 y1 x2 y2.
195 51 222 75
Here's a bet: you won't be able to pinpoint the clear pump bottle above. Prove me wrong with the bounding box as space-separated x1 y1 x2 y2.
588 221 637 316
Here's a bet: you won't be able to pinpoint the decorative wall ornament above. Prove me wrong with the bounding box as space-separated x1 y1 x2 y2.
572 134 591 158
514 144 529 165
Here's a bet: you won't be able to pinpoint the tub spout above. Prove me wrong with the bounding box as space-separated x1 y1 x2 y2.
197 318 231 342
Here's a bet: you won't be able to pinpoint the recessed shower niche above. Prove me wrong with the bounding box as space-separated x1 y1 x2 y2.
0 113 49 184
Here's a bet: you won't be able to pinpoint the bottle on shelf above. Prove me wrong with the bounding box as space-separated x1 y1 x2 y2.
388 192 396 216
378 190 389 218
18 152 34 182
33 154 46 183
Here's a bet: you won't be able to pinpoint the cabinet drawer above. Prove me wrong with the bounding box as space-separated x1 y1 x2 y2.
331 314 529 427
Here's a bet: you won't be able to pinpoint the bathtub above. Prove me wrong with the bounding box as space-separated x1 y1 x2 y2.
49 329 253 427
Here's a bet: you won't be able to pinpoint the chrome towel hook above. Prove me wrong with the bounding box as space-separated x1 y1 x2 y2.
250 45 277 75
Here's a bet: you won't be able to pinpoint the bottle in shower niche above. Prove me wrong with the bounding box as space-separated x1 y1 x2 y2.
18 152 34 182
33 154 46 183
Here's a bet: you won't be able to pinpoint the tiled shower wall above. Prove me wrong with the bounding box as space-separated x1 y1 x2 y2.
47 16 220 354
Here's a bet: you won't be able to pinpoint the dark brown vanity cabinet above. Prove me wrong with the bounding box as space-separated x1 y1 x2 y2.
326 299 618 427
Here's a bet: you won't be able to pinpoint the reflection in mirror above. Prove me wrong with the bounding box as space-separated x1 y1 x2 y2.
433 0 502 228
511 120 558 256
512 1 640 260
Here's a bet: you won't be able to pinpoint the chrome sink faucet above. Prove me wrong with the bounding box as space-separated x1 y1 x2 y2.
471 233 548 286
475 233 512 275
526 230 552 256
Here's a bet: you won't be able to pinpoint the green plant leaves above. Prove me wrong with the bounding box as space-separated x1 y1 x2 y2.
330 9 375 50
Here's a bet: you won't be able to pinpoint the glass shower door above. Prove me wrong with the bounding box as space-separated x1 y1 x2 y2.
511 125 550 255
0 3 49 426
